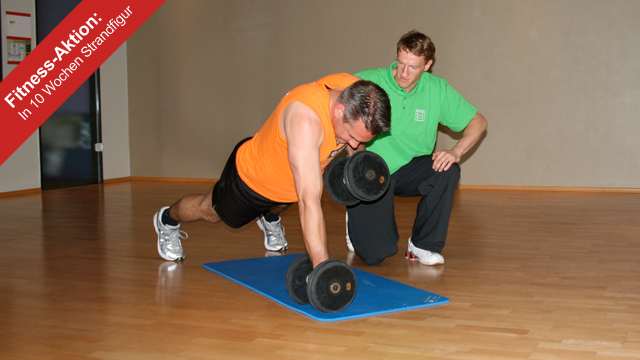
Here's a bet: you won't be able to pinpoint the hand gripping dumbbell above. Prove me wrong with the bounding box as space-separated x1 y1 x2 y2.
285 254 357 313
323 151 390 206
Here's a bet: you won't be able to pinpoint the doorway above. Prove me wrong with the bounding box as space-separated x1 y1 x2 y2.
36 0 102 190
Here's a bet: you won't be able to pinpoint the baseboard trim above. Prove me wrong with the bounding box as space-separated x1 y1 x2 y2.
0 188 42 198
106 176 218 184
458 185 640 193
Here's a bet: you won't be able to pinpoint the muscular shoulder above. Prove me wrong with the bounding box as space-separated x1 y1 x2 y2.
281 101 322 143
282 101 318 120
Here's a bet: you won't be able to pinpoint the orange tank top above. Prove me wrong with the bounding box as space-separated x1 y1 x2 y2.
236 73 358 203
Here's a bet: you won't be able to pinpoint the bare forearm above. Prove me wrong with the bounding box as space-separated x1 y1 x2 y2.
298 198 329 267
432 112 488 172
451 112 488 157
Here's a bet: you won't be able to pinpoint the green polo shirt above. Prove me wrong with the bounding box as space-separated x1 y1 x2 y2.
355 62 477 174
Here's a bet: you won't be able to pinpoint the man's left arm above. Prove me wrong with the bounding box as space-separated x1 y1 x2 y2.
432 112 488 172
281 102 329 268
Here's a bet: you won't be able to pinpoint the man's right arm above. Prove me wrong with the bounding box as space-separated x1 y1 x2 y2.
432 111 488 172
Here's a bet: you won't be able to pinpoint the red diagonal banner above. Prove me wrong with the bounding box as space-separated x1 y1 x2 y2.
0 0 165 167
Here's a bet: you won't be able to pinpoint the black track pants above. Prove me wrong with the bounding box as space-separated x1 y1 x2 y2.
346 155 460 265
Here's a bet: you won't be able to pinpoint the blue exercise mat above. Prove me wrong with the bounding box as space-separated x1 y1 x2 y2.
203 254 449 321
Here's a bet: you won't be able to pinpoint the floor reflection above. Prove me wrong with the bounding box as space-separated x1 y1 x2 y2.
264 250 285 258
406 260 444 282
156 261 183 306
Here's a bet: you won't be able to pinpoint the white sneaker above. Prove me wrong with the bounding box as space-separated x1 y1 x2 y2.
154 206 187 261
257 215 288 251
345 212 354 252
405 238 444 265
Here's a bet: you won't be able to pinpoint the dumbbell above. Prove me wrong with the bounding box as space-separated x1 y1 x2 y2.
324 151 390 206
285 254 357 313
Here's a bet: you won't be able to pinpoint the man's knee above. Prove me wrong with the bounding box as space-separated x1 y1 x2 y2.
418 163 460 195
443 163 461 182
357 252 393 266
199 189 222 223
354 241 398 266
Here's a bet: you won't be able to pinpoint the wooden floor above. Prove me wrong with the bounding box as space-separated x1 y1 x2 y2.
2 181 640 360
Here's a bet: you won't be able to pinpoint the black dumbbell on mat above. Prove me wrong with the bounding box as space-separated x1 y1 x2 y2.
285 254 357 313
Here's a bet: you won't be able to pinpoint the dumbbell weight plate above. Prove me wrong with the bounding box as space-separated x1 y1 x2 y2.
323 157 360 206
344 151 390 202
285 254 313 305
307 259 357 313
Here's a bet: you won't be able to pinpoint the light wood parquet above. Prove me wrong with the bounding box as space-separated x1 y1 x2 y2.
1 181 639 359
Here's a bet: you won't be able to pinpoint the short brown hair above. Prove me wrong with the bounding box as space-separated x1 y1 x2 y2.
337 80 391 136
397 30 435 63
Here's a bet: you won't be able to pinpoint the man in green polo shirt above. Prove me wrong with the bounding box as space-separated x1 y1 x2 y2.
347 30 488 266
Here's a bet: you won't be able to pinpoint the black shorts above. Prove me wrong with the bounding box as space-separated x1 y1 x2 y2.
212 137 292 228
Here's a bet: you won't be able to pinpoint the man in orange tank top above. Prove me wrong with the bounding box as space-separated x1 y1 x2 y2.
153 74 391 268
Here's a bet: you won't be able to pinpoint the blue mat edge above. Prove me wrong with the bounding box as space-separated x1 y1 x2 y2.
204 264 346 322
203 256 450 322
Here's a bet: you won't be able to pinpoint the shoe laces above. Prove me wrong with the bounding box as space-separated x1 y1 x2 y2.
160 225 188 251
263 220 286 245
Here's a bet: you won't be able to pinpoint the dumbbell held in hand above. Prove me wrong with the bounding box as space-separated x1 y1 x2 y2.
285 254 357 313
324 151 390 206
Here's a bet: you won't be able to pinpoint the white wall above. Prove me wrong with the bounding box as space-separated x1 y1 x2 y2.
100 44 131 180
0 1 130 193
127 0 640 189
426 0 640 188
0 0 41 193
5 0 639 190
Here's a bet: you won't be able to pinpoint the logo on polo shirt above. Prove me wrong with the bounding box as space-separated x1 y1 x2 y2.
414 109 426 122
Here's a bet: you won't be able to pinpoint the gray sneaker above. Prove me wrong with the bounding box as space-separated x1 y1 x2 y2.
154 206 187 261
257 215 288 251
